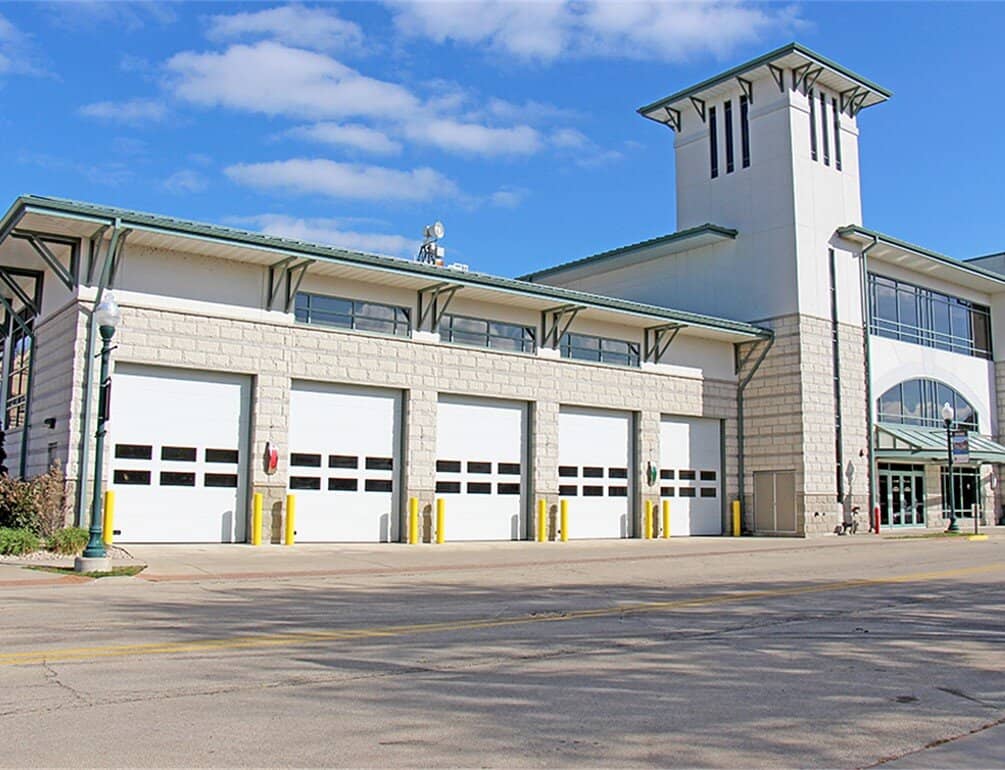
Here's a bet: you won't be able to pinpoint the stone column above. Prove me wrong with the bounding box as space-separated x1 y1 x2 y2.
404 388 437 541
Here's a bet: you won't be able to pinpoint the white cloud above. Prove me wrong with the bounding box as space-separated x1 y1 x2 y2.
42 1 176 32
163 169 208 194
224 158 458 202
550 127 623 167
0 13 45 77
288 122 402 155
403 119 541 156
242 214 420 258
167 41 545 158
389 0 801 62
391 0 569 59
488 187 527 208
206 5 364 52
79 98 168 125
166 41 418 119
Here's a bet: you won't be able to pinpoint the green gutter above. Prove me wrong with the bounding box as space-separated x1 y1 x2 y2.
838 225 1005 288
638 41 892 118
1 195 770 340
518 223 737 282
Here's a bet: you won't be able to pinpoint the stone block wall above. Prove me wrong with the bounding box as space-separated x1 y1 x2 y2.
740 313 870 536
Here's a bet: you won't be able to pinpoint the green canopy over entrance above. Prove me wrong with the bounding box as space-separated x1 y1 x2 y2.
875 422 1005 464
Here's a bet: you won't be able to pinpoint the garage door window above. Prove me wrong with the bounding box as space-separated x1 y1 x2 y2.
295 292 410 337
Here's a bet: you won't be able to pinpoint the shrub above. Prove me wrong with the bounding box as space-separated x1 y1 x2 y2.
47 526 89 555
33 462 70 537
0 527 41 556
0 463 69 536
0 476 40 532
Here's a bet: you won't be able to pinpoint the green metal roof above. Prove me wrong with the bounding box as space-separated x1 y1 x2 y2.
638 41 892 119
876 423 1005 463
0 195 770 340
517 223 736 282
838 225 1005 288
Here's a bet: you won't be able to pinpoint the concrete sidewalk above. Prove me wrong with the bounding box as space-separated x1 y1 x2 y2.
3 527 1000 586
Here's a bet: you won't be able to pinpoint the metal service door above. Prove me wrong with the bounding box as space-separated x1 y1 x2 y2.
288 382 401 542
558 406 633 539
660 416 722 535
753 470 796 534
109 365 250 543
435 396 527 541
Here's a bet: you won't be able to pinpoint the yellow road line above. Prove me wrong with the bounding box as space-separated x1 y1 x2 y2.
2 562 1001 667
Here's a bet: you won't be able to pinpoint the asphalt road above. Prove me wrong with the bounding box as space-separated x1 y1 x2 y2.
2 536 1003 768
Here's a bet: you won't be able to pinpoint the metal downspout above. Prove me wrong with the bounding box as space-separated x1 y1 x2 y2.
858 236 880 530
736 334 774 533
75 223 125 526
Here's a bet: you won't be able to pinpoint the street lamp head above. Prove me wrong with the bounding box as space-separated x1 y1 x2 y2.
941 402 955 422
94 293 121 332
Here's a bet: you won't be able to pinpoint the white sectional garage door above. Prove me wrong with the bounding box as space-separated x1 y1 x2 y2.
288 382 401 542
110 365 249 543
558 407 633 539
435 396 527 541
660 416 722 536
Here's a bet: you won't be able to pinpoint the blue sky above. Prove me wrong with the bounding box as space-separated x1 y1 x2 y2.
0 2 1002 277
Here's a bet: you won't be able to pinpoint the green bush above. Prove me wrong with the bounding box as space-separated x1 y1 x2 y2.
47 527 89 556
0 477 41 532
0 527 41 556
0 463 69 536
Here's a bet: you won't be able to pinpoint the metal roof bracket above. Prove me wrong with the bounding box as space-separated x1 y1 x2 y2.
541 304 583 349
736 76 754 103
0 268 41 318
663 106 681 132
689 96 707 123
644 323 683 364
767 63 785 93
266 257 312 313
11 231 78 291
417 281 461 333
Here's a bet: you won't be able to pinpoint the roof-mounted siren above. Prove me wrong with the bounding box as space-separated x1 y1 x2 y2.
417 220 446 265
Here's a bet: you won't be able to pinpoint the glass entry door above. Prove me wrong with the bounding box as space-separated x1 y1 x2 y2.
878 464 926 527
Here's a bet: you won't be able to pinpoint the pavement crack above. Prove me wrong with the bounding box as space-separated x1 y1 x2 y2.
40 659 91 707
936 686 1001 710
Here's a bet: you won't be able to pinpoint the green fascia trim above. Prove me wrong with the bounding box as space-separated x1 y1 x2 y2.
875 423 1005 463
838 225 1005 288
638 41 892 118
0 195 770 339
518 223 737 282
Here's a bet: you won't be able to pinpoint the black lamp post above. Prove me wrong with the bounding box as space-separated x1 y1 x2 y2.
77 294 121 569
942 401 960 533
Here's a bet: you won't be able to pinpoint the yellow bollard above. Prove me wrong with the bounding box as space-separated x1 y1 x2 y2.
101 490 115 546
536 499 547 542
732 499 741 537
643 500 653 540
662 499 670 539
436 498 445 544
284 494 296 546
408 497 419 544
560 499 569 542
251 492 263 546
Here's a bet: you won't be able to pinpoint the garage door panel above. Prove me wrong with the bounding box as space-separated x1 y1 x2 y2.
110 365 249 543
558 407 632 539
661 416 722 536
289 382 400 542
436 396 526 541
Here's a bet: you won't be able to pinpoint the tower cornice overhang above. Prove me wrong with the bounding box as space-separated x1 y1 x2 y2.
638 42 892 132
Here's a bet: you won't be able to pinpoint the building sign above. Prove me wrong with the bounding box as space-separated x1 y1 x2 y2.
952 430 970 464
